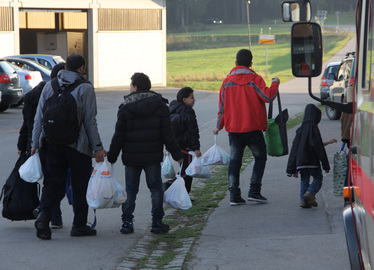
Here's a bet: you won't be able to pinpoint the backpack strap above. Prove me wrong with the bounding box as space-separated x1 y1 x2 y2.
50 78 60 94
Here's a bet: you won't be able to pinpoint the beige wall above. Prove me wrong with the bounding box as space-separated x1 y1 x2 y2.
0 0 167 88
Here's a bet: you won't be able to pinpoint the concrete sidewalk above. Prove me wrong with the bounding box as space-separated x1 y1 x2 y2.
186 113 350 270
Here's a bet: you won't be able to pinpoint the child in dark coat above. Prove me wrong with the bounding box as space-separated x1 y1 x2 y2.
286 104 337 208
168 87 201 193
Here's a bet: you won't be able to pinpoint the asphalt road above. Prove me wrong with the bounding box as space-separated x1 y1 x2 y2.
0 37 355 270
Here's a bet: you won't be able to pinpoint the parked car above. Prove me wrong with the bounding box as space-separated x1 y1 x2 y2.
5 54 65 70
325 52 355 120
3 58 51 81
10 63 43 96
320 61 340 99
0 59 23 112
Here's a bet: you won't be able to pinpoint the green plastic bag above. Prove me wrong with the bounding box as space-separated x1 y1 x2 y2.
265 119 285 156
265 92 288 157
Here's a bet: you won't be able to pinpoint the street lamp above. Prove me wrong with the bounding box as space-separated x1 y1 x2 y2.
246 0 251 49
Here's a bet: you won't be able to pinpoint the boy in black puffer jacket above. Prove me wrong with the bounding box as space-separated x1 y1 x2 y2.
107 73 183 235
169 87 201 193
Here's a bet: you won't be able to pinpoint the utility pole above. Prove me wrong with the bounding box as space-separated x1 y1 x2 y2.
246 0 251 50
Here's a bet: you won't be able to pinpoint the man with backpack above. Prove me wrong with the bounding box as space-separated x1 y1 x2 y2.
31 53 107 240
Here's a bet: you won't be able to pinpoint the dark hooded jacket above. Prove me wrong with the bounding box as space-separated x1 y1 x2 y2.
17 81 47 152
107 90 182 166
286 104 330 174
169 100 200 151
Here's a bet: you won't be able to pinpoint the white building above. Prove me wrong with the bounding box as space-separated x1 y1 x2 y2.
0 0 167 88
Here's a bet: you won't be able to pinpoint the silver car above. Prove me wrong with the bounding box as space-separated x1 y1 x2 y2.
5 54 65 70
10 63 43 96
0 59 23 112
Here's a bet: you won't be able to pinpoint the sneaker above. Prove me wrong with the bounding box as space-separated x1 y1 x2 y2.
34 212 51 240
120 221 134 234
300 201 312 208
230 197 246 206
150 221 170 234
247 193 268 203
304 192 318 207
70 225 97 237
51 220 63 229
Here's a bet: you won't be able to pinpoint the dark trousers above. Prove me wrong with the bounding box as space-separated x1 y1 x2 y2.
180 151 193 193
122 163 164 222
40 143 92 227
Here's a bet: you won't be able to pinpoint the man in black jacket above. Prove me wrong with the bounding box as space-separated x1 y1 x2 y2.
17 62 66 229
107 72 183 234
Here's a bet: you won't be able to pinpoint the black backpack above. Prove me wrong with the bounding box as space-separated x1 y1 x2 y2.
170 113 186 139
0 153 40 221
42 78 87 145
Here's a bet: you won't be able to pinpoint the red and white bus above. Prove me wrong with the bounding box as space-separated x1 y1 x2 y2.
283 0 373 268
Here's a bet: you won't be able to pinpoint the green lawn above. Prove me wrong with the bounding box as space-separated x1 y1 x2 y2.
167 34 353 90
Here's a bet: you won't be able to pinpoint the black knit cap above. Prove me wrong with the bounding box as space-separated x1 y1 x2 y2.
236 49 253 67
50 62 66 79
66 53 85 71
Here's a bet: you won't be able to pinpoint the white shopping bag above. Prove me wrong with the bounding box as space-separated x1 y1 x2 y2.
164 175 192 210
18 152 43 183
86 162 126 209
201 135 230 165
185 154 212 179
161 152 176 179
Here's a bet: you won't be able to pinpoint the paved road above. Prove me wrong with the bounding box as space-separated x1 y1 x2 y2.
0 37 355 269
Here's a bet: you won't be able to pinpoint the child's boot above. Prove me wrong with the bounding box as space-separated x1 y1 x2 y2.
300 201 311 208
304 192 318 207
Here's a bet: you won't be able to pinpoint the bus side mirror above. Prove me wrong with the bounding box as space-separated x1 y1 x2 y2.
282 1 311 22
291 22 322 77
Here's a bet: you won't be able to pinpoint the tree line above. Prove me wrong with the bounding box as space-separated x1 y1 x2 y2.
166 0 356 29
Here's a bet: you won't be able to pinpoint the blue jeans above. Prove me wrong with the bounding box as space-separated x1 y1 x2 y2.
122 164 164 222
299 168 323 201
228 131 267 199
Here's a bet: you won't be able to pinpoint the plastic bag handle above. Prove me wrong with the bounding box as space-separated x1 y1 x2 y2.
214 134 217 144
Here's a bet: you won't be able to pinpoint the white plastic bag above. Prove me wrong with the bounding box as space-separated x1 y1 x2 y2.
161 152 176 179
164 175 192 210
185 156 212 179
201 135 230 165
18 152 43 183
86 162 126 209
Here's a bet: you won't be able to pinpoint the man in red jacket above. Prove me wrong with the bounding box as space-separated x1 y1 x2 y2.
213 49 280 206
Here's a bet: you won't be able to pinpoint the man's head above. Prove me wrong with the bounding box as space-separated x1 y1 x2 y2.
130 72 151 92
50 62 66 79
236 49 253 68
66 53 85 73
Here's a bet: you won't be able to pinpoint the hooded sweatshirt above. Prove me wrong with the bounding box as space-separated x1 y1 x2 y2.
286 104 330 174
31 70 103 157
216 65 279 133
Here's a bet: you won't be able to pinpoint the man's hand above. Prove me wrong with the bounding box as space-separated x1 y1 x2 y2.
213 127 219 135
273 77 280 84
195 150 202 158
95 149 107 163
31 147 38 156
178 158 184 163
